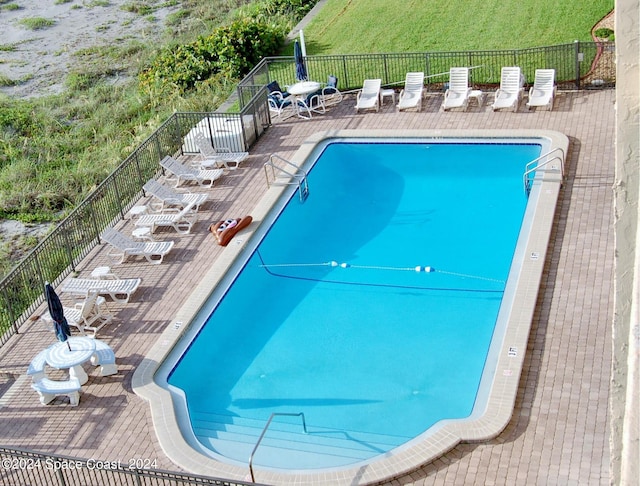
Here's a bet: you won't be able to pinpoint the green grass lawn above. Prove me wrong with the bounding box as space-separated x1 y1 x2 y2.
0 0 616 275
297 0 614 55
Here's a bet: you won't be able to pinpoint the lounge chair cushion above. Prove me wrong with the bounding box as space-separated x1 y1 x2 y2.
267 81 289 98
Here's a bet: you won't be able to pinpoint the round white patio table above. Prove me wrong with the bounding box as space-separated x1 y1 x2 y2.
287 81 321 118
45 336 96 385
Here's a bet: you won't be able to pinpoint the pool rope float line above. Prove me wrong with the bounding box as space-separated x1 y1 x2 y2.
258 260 506 284
209 216 252 246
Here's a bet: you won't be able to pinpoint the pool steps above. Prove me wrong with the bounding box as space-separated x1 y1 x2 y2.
191 412 410 468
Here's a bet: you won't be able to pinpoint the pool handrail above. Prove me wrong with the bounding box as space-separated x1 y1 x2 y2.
523 147 565 195
264 154 309 201
248 412 308 483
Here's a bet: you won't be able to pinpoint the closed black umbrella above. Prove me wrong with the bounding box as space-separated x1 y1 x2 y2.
294 40 307 81
45 282 71 350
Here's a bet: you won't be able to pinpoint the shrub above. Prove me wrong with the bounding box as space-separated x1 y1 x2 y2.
594 27 614 39
238 0 317 20
211 20 284 77
0 74 15 87
139 19 284 92
18 17 55 30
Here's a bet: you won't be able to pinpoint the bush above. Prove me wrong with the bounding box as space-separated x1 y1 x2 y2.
139 19 285 92
211 20 284 77
241 0 317 20
594 27 614 39
18 17 55 30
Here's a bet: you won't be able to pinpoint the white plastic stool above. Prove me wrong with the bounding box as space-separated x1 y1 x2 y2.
91 266 118 279
380 89 396 106
132 226 153 241
469 90 485 107
129 206 147 219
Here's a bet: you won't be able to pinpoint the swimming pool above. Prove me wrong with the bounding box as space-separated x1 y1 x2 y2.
135 129 568 485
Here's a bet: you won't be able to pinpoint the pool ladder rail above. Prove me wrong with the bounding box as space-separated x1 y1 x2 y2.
248 412 308 483
264 154 309 202
523 147 565 196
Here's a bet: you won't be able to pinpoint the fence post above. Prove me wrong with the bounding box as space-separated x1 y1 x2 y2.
154 133 163 164
383 54 389 87
342 55 348 90
425 53 431 89
574 40 581 89
89 199 100 244
134 152 144 189
1 278 18 336
112 173 126 221
61 221 75 273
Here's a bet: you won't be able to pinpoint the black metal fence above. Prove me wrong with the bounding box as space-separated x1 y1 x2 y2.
0 41 616 486
0 99 268 346
0 42 617 346
238 41 615 106
0 447 264 486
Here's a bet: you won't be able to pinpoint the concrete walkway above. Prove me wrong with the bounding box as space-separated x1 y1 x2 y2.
0 89 614 485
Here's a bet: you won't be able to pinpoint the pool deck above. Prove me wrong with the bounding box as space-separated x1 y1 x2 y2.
0 89 615 485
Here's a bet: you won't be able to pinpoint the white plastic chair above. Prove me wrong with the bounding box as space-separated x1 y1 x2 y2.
397 72 425 112
101 227 175 264
526 69 557 111
193 132 249 170
492 67 525 112
159 155 223 188
355 79 382 113
60 277 142 304
134 201 198 235
42 290 113 336
442 67 472 111
143 179 208 212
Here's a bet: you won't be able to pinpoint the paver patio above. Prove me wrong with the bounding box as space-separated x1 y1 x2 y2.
0 88 614 485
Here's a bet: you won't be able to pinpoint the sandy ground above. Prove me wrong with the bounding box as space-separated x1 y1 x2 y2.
0 1 178 251
0 0 176 98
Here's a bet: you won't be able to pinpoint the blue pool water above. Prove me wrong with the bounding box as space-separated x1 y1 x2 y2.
166 140 542 469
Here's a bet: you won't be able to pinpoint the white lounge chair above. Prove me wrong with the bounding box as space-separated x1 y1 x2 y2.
41 290 113 336
193 132 249 170
143 179 208 212
526 69 557 111
101 227 174 265
159 155 223 188
492 66 525 112
442 67 472 111
355 79 382 113
61 277 142 304
134 201 198 235
397 72 425 112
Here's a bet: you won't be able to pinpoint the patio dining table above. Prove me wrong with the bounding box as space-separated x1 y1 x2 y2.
287 81 322 119
45 336 96 385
